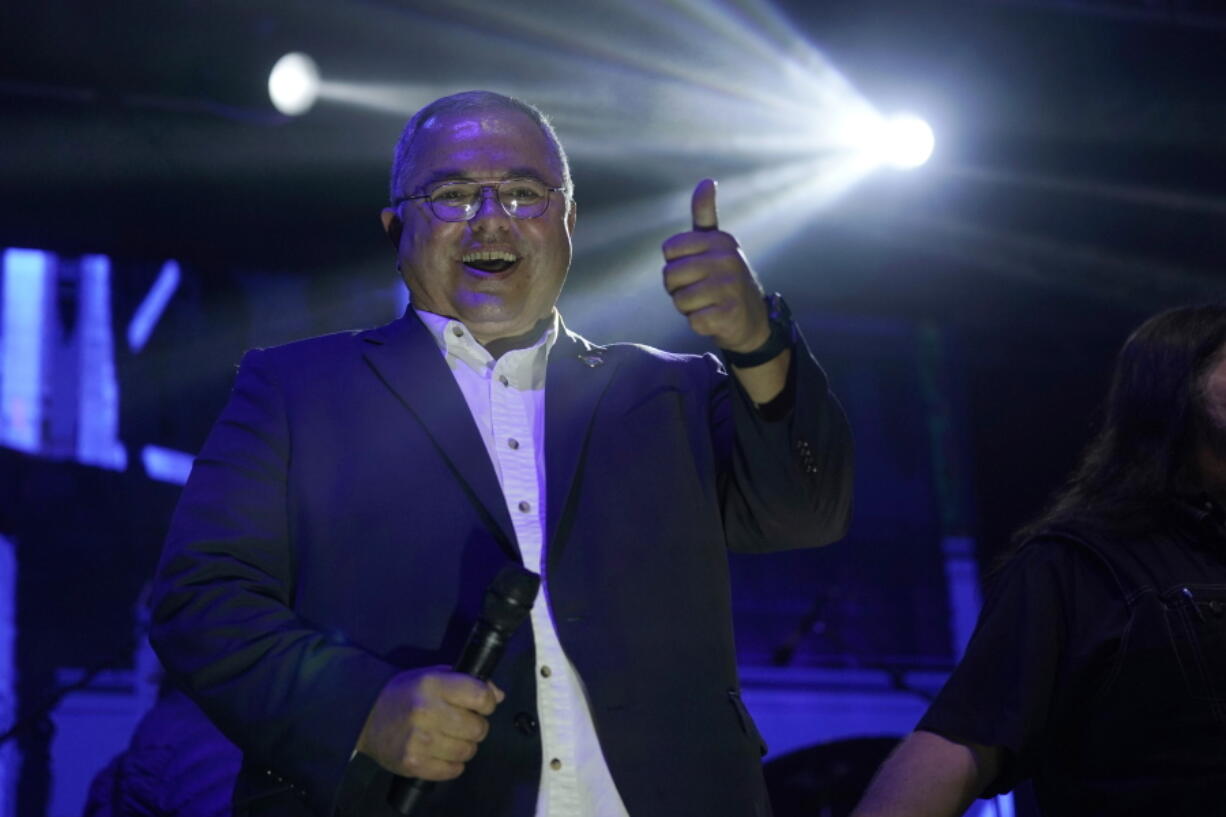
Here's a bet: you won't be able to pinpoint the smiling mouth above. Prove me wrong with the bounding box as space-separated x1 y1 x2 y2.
462 249 520 273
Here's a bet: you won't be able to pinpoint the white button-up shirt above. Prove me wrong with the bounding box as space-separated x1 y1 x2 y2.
416 307 630 817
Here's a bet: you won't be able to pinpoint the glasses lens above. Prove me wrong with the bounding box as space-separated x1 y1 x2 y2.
427 183 480 222
497 179 550 219
423 179 552 221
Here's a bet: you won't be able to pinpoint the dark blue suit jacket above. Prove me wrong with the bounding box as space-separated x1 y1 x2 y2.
150 310 852 817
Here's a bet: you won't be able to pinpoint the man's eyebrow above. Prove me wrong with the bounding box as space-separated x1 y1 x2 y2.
418 168 553 188
503 168 551 183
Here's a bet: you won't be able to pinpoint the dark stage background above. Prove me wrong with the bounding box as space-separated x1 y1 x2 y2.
2 1 1225 815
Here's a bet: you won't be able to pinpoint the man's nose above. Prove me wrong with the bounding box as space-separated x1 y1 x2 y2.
470 186 511 227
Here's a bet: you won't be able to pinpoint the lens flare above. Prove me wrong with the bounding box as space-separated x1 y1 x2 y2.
268 52 320 116
879 114 935 169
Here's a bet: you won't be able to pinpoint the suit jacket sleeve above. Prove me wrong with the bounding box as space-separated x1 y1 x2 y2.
715 324 853 552
149 347 399 817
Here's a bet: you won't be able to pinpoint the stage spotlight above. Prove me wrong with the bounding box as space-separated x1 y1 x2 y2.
879 113 934 169
268 52 320 116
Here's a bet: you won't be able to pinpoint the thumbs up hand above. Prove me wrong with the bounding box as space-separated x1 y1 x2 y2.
662 179 770 354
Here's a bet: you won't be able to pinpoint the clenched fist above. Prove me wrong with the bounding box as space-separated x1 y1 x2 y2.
356 666 504 781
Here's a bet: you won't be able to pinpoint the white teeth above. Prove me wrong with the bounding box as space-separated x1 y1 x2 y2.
462 250 518 263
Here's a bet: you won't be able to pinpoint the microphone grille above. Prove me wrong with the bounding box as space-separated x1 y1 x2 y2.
483 564 541 632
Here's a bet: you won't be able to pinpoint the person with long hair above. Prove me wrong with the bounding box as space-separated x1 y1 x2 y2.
852 304 1226 816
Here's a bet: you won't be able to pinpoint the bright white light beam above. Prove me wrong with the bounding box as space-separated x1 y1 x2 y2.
268 52 321 116
839 110 935 170
876 113 935 170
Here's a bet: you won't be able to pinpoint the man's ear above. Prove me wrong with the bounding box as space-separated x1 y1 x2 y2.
566 198 577 234
380 208 403 250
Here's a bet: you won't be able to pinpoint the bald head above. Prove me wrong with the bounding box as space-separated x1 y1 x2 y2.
389 91 572 204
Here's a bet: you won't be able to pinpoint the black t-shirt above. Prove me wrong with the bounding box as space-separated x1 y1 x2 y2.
918 509 1226 815
918 539 1127 793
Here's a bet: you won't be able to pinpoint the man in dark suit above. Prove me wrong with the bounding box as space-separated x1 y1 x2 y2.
150 90 853 817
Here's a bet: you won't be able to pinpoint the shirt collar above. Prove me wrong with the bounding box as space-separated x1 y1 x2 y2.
414 306 558 387
1168 492 1226 550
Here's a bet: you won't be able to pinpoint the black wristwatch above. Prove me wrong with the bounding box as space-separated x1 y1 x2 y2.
721 292 795 368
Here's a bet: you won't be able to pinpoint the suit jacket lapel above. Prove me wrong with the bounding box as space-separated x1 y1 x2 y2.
360 311 519 561
545 322 619 560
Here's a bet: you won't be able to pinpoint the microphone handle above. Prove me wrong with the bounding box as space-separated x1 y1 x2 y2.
387 625 510 814
454 622 509 679
388 778 431 815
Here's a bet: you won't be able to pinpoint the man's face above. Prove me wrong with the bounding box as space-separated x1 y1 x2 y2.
1200 350 1226 453
381 107 576 344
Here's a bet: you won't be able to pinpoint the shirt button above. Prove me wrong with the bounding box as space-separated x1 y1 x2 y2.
452 325 464 337
518 500 531 512
508 438 519 450
540 665 552 678
498 375 509 386
550 758 562 771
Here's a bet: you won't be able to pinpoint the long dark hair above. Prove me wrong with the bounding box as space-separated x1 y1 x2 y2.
1016 304 1226 541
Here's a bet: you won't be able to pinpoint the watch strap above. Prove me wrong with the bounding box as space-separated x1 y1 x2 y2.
720 293 794 368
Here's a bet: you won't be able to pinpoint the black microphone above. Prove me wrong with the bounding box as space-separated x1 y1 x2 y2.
388 564 541 815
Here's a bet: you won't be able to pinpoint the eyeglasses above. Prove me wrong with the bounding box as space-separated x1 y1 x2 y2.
394 178 566 222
